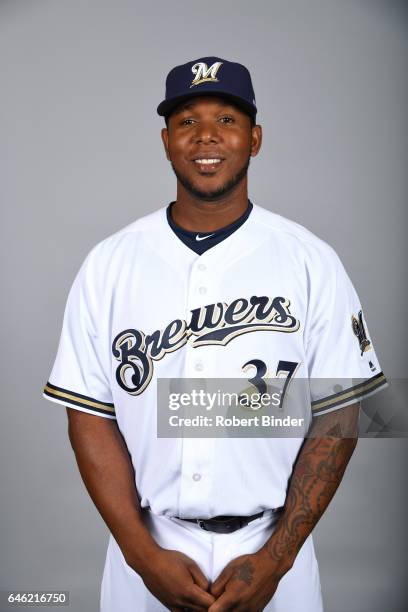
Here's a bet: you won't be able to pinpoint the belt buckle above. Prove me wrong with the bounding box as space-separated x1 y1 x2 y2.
217 517 243 533
195 515 252 533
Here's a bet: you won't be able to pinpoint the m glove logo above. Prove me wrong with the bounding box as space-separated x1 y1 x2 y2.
352 310 371 356
190 61 223 87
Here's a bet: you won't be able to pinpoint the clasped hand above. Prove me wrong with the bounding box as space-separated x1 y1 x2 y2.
206 548 282 612
137 546 284 611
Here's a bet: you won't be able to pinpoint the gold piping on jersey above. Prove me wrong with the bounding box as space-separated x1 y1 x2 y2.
43 382 116 416
311 372 387 415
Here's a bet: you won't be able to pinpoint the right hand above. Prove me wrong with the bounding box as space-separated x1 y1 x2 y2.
131 546 216 611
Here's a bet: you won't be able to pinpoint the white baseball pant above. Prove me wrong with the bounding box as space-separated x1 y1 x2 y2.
100 509 324 611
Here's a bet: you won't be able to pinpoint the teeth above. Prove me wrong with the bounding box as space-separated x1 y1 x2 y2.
194 159 221 164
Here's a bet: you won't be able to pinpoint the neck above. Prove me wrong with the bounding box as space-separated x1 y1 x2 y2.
171 177 249 232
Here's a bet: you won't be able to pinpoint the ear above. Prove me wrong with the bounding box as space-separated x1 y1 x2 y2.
161 127 171 161
250 124 262 157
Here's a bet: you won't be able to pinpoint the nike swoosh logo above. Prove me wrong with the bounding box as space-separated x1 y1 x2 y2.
195 233 215 241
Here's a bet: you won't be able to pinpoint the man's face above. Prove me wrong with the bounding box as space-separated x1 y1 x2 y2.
161 96 262 201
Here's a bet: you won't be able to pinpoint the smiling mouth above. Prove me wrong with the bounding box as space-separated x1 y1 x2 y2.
193 158 224 173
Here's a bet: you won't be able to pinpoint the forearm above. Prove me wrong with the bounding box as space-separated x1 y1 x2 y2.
259 403 359 574
66 409 159 570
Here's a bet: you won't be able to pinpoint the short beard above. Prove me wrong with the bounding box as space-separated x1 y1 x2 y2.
171 156 251 202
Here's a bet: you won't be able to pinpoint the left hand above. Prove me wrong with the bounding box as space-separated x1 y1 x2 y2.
208 549 287 611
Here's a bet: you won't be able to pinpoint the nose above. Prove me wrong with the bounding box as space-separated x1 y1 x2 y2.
193 121 220 144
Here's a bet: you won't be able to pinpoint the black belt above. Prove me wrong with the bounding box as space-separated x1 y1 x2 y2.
177 511 264 534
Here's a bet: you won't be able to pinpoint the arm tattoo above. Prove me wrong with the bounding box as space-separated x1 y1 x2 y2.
265 404 359 567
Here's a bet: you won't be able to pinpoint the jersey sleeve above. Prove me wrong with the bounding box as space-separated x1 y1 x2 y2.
43 247 116 419
304 246 388 417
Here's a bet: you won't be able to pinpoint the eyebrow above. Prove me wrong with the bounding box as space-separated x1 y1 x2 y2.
173 100 231 115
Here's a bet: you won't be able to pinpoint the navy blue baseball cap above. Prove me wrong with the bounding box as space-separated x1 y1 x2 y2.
157 56 257 121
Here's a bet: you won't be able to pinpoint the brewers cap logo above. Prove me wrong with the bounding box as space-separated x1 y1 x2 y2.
352 310 371 355
191 61 223 87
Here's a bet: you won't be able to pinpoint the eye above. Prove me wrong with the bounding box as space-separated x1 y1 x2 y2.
180 118 195 126
219 116 234 124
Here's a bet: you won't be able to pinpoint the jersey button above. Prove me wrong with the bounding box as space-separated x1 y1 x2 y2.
192 473 202 481
194 362 204 372
198 263 206 271
198 286 207 295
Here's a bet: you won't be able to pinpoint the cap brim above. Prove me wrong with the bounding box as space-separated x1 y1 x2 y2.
157 91 256 120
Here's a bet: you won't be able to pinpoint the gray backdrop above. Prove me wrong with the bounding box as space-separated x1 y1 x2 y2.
1 0 407 611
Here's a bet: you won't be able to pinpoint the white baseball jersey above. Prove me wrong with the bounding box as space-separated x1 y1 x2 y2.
43 203 387 519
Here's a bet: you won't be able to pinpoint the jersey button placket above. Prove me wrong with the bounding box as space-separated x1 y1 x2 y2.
178 257 215 518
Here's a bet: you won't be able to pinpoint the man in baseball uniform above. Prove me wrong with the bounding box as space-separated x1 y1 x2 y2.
43 57 388 611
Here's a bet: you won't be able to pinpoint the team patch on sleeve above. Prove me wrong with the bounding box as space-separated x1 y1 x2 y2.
43 381 116 418
311 372 388 416
351 310 371 355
